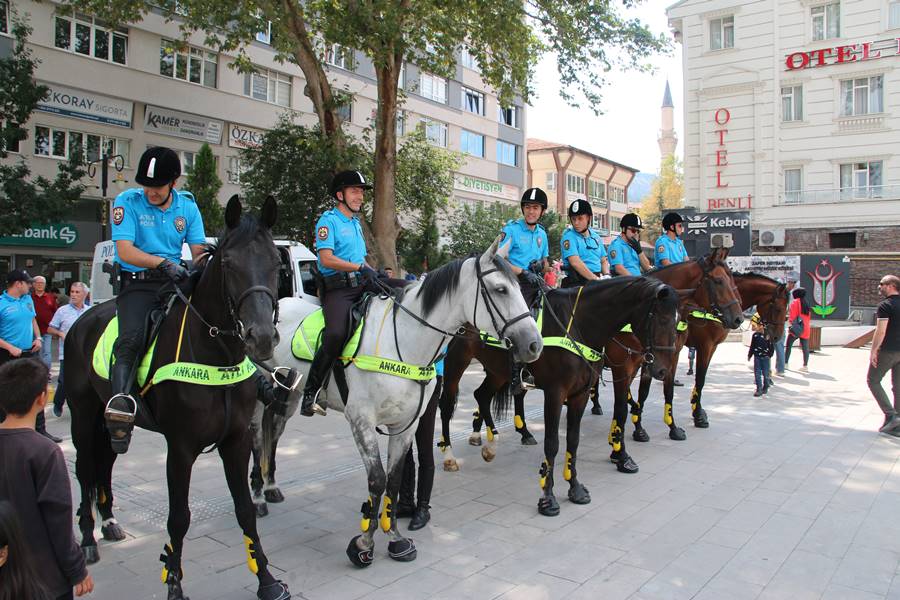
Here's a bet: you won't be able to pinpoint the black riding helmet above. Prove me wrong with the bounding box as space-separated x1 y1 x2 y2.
620 213 643 230
520 187 548 209
330 170 373 199
662 212 684 232
135 147 181 187
568 199 593 219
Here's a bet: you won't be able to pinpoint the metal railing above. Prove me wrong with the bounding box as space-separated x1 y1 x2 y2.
779 185 900 205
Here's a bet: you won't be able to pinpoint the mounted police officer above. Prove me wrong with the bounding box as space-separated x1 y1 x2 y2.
501 187 549 392
608 213 651 277
104 147 206 453
654 212 689 267
560 199 609 288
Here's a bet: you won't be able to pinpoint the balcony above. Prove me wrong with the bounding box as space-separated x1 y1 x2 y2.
779 185 900 206
590 197 608 209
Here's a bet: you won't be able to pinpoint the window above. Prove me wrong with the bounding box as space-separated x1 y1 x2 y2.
460 130 484 158
498 106 519 128
891 0 900 28
398 64 405 89
256 21 272 44
54 14 127 65
396 110 405 137
566 174 585 194
840 161 882 198
1 0 9 35
419 73 447 103
160 39 217 88
421 119 447 147
589 180 605 200
610 216 621 231
2 121 21 154
496 141 518 166
460 46 480 72
325 43 352 70
610 186 625 202
34 126 129 163
461 87 485 115
243 68 291 107
335 94 352 123
840 76 883 116
709 16 734 50
784 168 801 203
782 86 803 122
227 156 246 184
812 3 840 41
829 232 856 248
546 172 557 191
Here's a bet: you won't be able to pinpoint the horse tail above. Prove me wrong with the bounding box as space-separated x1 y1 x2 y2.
260 406 275 481
492 382 513 420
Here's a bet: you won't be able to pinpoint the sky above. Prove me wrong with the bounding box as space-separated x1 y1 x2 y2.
527 0 683 175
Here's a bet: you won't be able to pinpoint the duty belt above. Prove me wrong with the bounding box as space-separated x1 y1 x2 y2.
120 270 168 282
322 271 363 291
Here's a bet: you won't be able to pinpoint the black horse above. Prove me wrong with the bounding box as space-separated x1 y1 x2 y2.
64 196 290 600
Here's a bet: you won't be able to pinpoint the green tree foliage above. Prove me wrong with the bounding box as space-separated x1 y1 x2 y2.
639 154 684 234
183 143 223 233
0 14 86 236
445 203 568 261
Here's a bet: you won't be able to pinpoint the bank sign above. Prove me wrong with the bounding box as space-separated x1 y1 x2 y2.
36 83 133 128
144 105 223 145
673 209 751 256
0 223 79 248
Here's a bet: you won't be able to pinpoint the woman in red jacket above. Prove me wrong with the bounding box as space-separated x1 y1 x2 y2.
785 287 811 372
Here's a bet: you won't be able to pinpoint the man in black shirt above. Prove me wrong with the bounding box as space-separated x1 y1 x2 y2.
869 275 900 435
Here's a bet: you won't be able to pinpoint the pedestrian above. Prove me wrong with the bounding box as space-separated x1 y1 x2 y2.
0 358 94 599
47 282 90 418
30 275 58 370
0 500 52 600
868 275 900 435
384 267 394 278
747 314 774 397
785 287 811 372
0 269 60 442
773 277 797 377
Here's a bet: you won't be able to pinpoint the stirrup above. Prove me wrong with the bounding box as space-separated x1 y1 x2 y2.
300 388 327 417
272 367 302 393
519 368 536 390
104 394 137 454
105 393 138 420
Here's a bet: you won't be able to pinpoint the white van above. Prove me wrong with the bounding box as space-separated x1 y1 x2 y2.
90 239 320 305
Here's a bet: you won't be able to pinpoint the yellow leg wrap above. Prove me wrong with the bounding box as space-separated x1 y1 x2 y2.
539 459 549 490
608 420 623 451
244 535 259 574
360 496 372 532
691 388 699 401
161 543 173 583
514 415 524 429
473 409 480 418
664 404 674 426
631 413 639 423
486 428 495 442
563 452 572 481
627 391 633 401
380 497 392 532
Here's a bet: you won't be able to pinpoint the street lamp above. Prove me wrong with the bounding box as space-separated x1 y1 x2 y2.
87 153 127 240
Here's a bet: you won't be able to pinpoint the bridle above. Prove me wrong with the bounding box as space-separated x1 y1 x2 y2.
607 282 677 369
471 257 533 348
756 281 788 340
697 257 741 321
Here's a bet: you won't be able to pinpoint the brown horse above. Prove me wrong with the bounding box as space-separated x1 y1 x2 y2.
628 271 790 442
439 276 682 516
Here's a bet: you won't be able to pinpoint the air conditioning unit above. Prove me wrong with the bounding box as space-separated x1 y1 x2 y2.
759 228 785 247
710 233 733 248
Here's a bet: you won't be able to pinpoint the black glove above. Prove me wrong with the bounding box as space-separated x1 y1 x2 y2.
157 259 189 282
527 259 544 275
522 270 545 288
628 237 642 255
359 265 378 282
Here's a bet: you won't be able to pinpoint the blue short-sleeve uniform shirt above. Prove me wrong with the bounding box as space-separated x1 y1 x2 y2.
0 292 36 351
608 235 642 276
561 227 607 273
314 207 367 276
654 235 689 268
501 219 548 270
111 188 206 272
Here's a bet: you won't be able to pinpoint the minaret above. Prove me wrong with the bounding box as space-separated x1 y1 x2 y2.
658 80 677 159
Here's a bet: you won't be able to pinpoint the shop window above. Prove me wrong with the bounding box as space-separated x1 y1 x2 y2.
55 14 127 64
160 39 217 88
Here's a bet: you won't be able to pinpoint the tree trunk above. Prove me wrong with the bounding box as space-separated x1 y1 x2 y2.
370 53 401 269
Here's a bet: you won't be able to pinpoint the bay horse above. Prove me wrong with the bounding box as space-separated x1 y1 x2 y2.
439 276 682 516
629 271 789 441
258 239 542 566
64 197 290 600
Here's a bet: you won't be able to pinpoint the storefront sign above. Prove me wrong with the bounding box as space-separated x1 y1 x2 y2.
727 255 800 283
675 209 751 256
144 105 223 144
785 38 900 71
36 83 133 128
800 255 851 319
0 223 79 248
707 108 752 211
453 175 518 201
227 123 265 149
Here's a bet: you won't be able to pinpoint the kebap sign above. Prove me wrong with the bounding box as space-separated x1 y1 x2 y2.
671 209 751 256
36 83 133 128
144 105 223 144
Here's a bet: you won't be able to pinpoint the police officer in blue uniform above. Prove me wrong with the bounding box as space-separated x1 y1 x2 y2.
654 212 689 267
104 147 206 453
608 213 651 277
560 199 609 288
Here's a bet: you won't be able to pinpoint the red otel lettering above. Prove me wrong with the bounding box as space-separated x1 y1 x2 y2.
714 108 730 125
716 150 728 166
785 52 809 70
861 42 881 60
716 171 729 188
717 129 728 146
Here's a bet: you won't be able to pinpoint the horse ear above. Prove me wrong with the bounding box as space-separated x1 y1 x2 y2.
675 288 695 300
261 195 277 229
719 247 731 260
225 195 242 229
482 235 500 262
495 235 510 259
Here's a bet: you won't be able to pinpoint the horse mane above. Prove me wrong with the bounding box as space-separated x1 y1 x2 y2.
194 214 261 269
415 254 514 318
733 271 781 285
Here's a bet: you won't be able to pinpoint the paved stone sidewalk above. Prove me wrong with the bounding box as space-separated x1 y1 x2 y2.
45 342 900 600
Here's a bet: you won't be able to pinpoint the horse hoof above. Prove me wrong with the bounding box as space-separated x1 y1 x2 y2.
257 580 291 600
443 458 459 472
518 430 538 445
568 483 591 505
255 502 269 518
468 433 482 446
101 522 126 541
264 488 285 503
591 405 603 416
346 535 374 568
616 455 639 474
481 445 496 462
388 538 417 562
694 409 709 428
538 495 560 517
82 545 100 564
669 427 687 441
167 580 188 600
632 428 650 443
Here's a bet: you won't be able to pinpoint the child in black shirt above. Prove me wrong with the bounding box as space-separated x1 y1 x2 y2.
748 315 774 397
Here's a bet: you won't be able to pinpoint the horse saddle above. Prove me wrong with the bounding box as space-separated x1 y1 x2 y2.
290 294 372 363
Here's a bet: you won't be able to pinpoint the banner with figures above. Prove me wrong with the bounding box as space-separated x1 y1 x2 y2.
800 255 851 319
727 255 800 284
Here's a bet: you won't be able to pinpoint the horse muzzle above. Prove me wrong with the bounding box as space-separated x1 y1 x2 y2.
512 336 543 364
243 325 277 363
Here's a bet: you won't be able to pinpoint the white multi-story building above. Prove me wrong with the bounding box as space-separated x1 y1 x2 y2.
667 0 900 306
0 0 525 287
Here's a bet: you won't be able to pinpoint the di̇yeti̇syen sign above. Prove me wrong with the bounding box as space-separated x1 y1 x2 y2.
708 108 752 211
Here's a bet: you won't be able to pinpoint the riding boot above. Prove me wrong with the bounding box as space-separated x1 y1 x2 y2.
408 465 434 531
396 449 416 518
300 348 332 417
105 361 138 454
255 369 299 415
35 410 62 443
511 362 535 395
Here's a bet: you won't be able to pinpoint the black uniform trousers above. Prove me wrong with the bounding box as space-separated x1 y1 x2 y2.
111 278 167 396
560 270 602 289
518 276 542 312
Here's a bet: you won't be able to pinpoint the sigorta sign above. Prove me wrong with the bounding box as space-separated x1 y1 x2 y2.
785 38 900 71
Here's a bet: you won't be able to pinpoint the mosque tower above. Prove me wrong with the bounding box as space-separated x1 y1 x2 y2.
658 80 678 160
